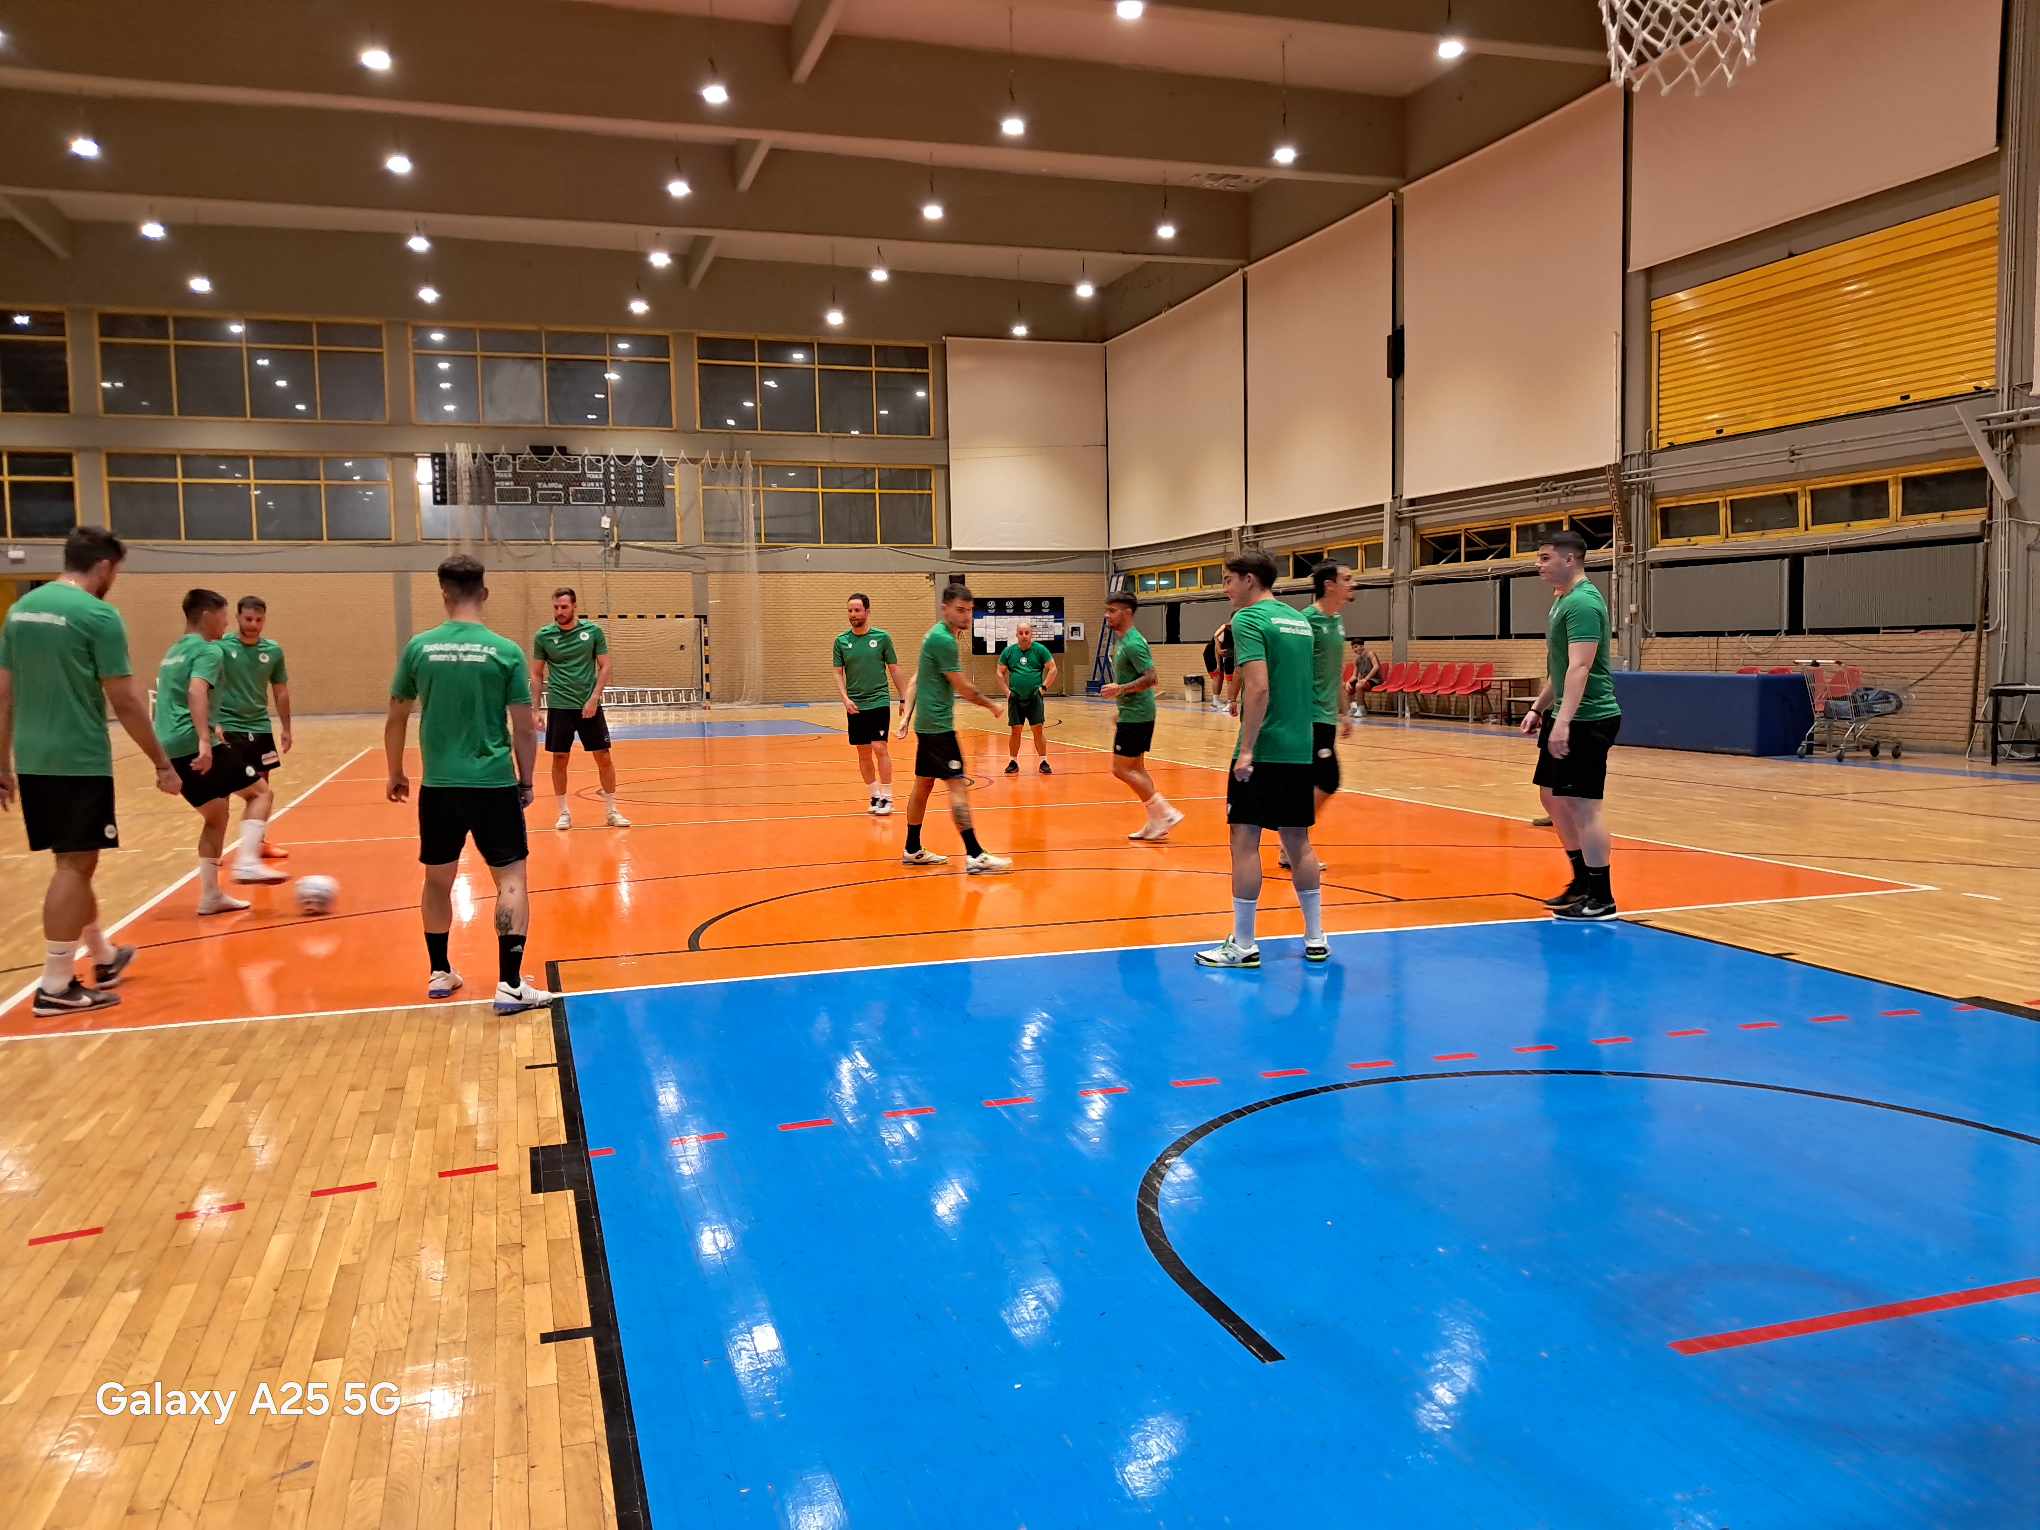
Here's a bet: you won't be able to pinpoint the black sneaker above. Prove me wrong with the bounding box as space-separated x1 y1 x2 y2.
1004 760 1020 775
1541 883 1588 910
1038 760 1052 775
92 945 138 987
1553 895 1619 922
33 980 122 1017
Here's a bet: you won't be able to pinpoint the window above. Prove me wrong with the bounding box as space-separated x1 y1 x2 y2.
2 451 76 537
1512 519 1566 557
1808 479 1891 529
1727 491 1800 537
1900 466 1989 519
735 462 933 546
97 313 384 420
696 335 932 437
413 326 670 429
1657 501 1723 543
1418 529 1465 566
106 454 392 541
1570 512 1615 552
1 309 70 413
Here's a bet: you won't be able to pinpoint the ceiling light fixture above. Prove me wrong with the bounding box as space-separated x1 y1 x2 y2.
922 160 944 221
1116 0 1145 18
999 7 1026 137
1271 37 1299 165
187 275 213 294
1436 35 1465 60
870 244 889 282
417 285 440 304
68 135 101 159
700 71 729 106
825 299 845 328
647 248 672 268
1075 258 1095 300
139 218 167 240
406 230 431 253
359 46 393 71
666 176 692 199
384 151 413 175
1010 318 1029 338
629 296 651 315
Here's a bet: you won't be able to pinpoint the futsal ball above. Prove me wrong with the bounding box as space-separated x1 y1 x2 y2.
294 875 340 916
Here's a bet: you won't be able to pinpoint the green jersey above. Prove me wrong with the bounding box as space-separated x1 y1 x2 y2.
1112 629 1157 723
0 580 132 777
833 626 898 711
1306 605 1346 726
532 619 607 710
914 622 963 734
214 636 287 732
1229 597 1315 765
1547 578 1621 722
153 633 225 758
999 640 1052 699
391 620 532 788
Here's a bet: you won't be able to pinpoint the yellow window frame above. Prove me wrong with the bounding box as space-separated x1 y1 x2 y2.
695 332 934 441
1 306 72 415
95 307 386 424
409 321 676 430
1 449 79 539
103 452 396 543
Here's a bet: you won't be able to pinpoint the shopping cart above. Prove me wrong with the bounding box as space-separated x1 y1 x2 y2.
1797 664 1907 759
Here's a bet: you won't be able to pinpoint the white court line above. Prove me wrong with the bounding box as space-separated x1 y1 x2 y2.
0 746 372 1020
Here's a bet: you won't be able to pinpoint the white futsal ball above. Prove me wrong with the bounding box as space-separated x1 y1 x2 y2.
294 875 340 915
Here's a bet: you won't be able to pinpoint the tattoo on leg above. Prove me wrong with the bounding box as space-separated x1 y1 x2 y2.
493 906 514 935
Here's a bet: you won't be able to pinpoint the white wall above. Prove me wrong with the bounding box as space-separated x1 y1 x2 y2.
1247 201 1393 525
946 338 1107 550
1630 0 2001 271
1106 274 1245 549
1403 87 1624 500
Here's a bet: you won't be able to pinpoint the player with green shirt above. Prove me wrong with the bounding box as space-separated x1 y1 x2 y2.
997 621 1058 776
214 594 293 867
154 589 288 919
386 555 552 1013
832 593 907 815
1098 592 1183 841
0 527 179 1016
1520 529 1625 920
1283 561 1358 870
533 587 628 832
1197 551 1328 970
898 583 1010 873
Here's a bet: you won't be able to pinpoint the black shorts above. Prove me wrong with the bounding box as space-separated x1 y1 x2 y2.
1227 761 1317 829
418 785 530 868
1534 713 1622 800
847 706 892 746
1008 693 1046 728
1112 721 1155 758
19 773 118 853
1312 722 1341 795
221 729 280 777
544 706 613 754
172 744 260 808
913 731 967 781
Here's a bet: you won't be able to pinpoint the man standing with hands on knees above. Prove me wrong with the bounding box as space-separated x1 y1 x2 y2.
998 620 1057 775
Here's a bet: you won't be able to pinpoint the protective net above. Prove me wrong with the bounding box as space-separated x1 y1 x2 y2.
695 450 769 707
1599 0 1761 93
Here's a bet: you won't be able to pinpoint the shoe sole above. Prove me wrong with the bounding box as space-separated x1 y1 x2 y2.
197 902 251 916
34 993 121 1015
966 863 1012 875
1304 946 1330 963
493 994 555 1014
901 857 947 866
1194 955 1261 969
1552 907 1620 922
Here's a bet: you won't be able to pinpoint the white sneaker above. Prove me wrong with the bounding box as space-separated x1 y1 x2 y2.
1303 937 1330 963
428 969 464 999
554 809 572 830
197 892 251 916
867 796 881 815
1194 937 1261 969
231 860 288 884
1149 806 1185 839
1127 821 1159 841
605 808 631 828
901 848 948 866
493 977 556 1015
965 852 1013 875
872 798 894 817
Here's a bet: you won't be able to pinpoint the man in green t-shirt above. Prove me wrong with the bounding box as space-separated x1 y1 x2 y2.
214 594 294 867
1098 592 1182 841
533 587 627 833
155 588 288 917
0 527 178 1016
386 555 552 1013
1196 551 1327 970
898 582 1009 873
1289 562 1358 870
831 593 906 815
1520 529 1624 921
997 621 1058 776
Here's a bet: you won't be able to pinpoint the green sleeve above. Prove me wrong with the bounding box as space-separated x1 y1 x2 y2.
832 635 846 669
91 608 133 680
931 627 959 671
996 644 1015 669
505 644 533 706
268 643 288 685
391 638 419 701
1230 609 1267 666
592 625 607 656
882 633 897 664
1561 596 1606 648
190 643 224 689
532 629 548 660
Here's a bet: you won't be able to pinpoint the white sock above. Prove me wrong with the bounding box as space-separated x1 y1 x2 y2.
41 941 73 995
601 791 616 809
1231 897 1258 948
237 818 266 867
556 794 568 812
199 857 221 897
82 924 116 964
1298 886 1324 941
1148 794 1174 820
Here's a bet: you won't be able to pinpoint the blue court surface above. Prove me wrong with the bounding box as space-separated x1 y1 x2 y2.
557 922 2040 1529
604 718 839 741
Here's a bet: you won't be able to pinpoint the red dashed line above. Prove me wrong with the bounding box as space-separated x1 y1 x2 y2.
1740 1022 1779 1031
309 1181 375 1198
1349 1060 1395 1071
175 1202 244 1221
1172 1078 1220 1089
1881 1009 1920 1018
1078 1086 1129 1097
984 1096 1035 1109
1513 1044 1558 1054
779 1118 835 1132
1592 1036 1633 1046
437 1163 497 1179
28 1226 102 1247
1260 1068 1310 1079
671 1132 727 1146
882 1108 935 1120
1809 1015 1849 1024
1953 1004 1981 1012
1434 1052 1477 1062
588 1147 616 1158
1667 1028 1707 1038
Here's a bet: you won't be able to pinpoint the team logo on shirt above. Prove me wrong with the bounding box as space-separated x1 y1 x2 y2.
579 630 592 643
259 653 270 664
868 638 879 649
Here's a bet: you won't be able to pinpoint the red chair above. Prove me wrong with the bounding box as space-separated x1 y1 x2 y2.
1423 663 1470 715
1454 661 1496 721
1735 665 1761 674
1375 661 1415 715
1767 666 1796 675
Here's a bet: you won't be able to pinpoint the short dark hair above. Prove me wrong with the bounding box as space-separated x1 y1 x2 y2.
1106 590 1138 611
1226 551 1278 590
438 554 487 600
1541 529 1588 558
552 586 577 603
847 592 870 610
1310 560 1349 598
939 582 974 606
236 595 266 614
62 526 125 573
182 587 228 621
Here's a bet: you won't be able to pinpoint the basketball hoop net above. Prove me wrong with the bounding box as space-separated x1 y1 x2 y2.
1599 0 1761 93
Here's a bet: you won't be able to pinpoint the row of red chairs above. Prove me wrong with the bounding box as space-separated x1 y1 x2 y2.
1367 660 1497 719
1736 663 1863 707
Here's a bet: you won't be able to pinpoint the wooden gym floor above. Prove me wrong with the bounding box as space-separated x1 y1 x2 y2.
1 700 2035 1528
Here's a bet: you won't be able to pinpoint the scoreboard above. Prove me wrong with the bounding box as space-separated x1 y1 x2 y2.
431 449 666 509
971 596 1067 655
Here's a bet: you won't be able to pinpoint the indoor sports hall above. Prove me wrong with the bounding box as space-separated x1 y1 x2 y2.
1 2 2036 1527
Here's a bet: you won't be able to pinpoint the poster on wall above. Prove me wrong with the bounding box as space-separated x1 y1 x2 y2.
971 596 1067 654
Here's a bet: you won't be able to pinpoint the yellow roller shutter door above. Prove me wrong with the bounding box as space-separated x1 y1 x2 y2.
1652 198 1998 448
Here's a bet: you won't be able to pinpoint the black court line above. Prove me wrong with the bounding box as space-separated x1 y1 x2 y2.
1138 1068 2040 1364
538 1325 596 1345
534 960 652 1530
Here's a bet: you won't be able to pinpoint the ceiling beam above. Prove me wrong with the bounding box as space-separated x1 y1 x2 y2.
0 192 73 259
1154 0 1609 64
733 137 773 193
685 234 719 290
788 0 849 85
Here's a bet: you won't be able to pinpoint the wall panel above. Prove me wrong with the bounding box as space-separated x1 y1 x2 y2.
948 338 1107 551
1106 276 1245 549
